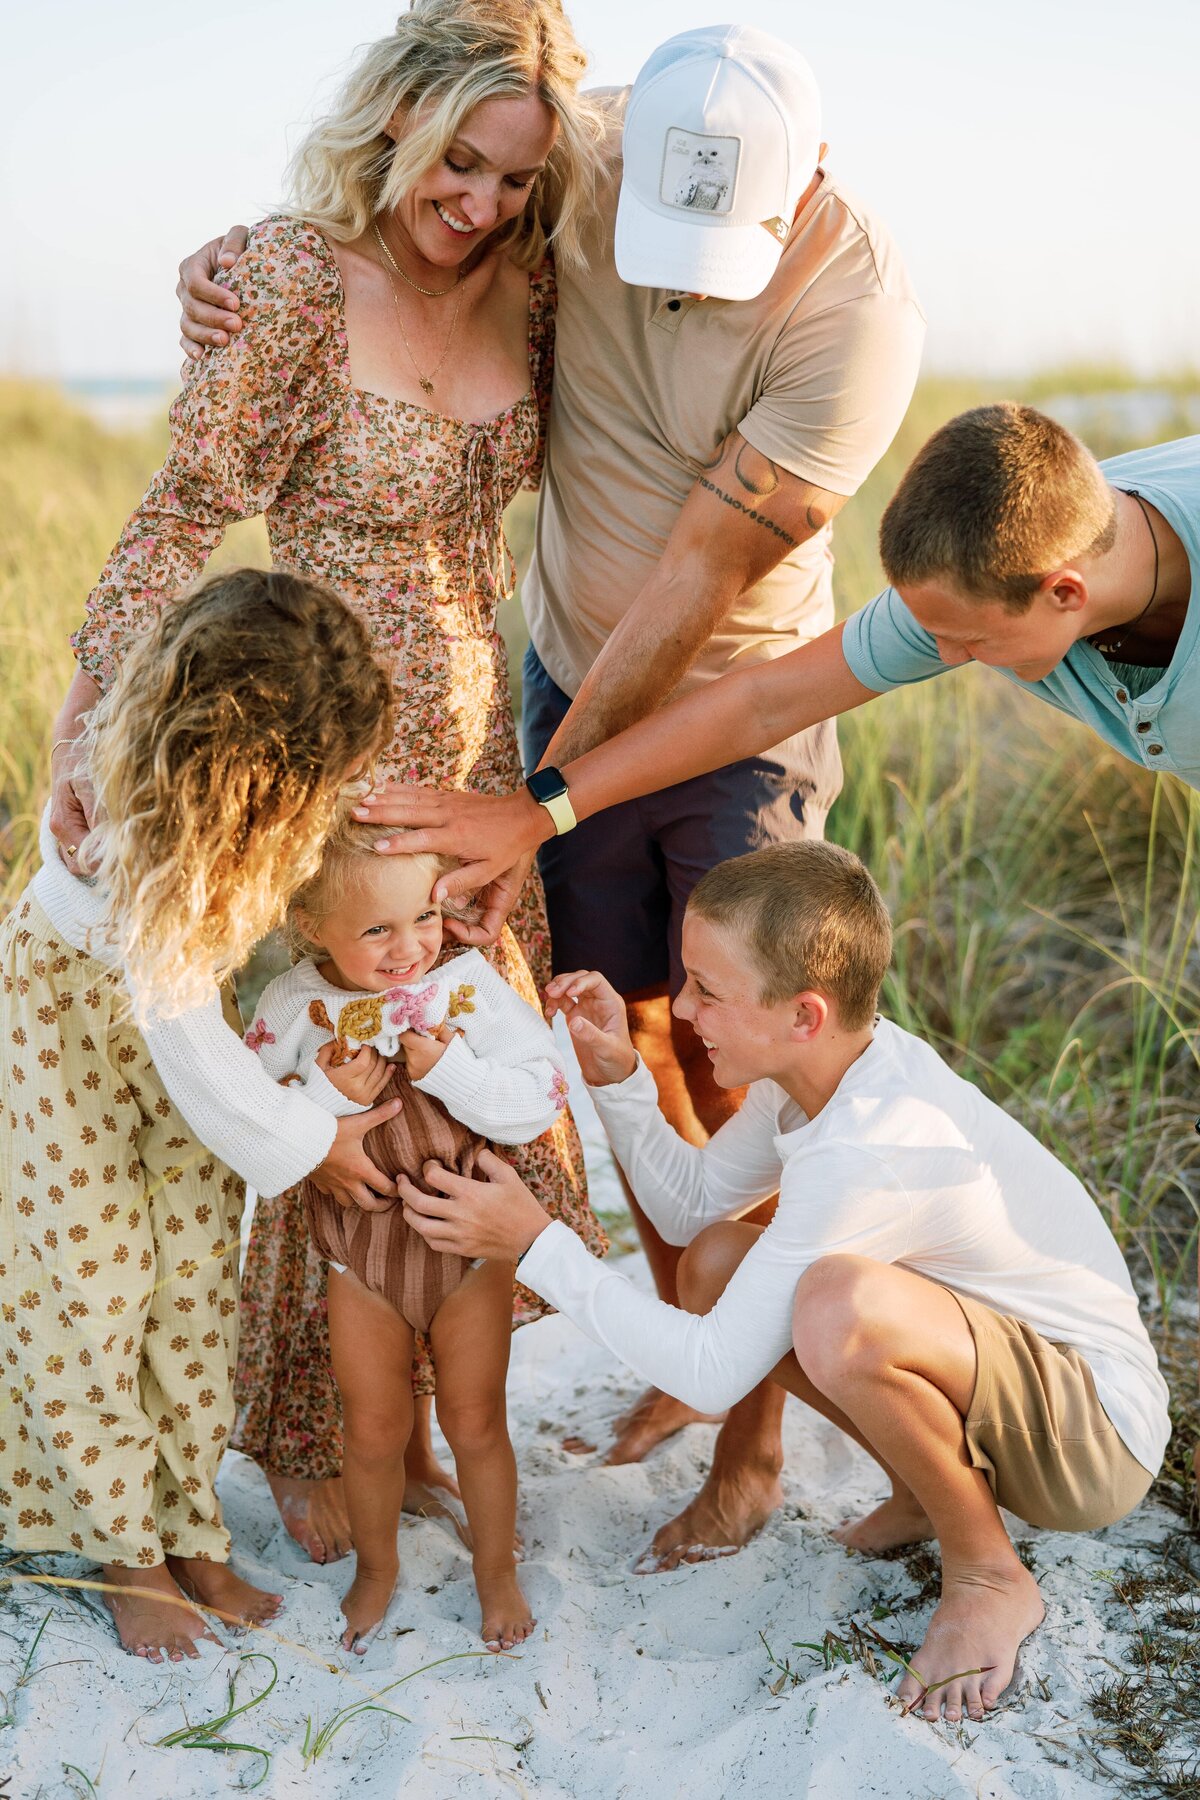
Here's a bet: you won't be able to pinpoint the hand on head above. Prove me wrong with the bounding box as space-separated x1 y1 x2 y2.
352 782 550 930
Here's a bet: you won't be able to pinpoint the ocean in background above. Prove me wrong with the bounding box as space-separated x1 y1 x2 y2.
60 375 1200 441
63 375 174 432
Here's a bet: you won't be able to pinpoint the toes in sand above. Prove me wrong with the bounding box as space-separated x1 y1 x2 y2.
477 1566 535 1651
267 1473 353 1565
166 1555 285 1629
603 1388 726 1467
896 1561 1045 1723
636 1461 782 1573
99 1562 222 1664
339 1564 399 1656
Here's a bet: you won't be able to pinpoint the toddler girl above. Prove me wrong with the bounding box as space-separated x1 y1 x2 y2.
246 816 575 1653
1 567 394 1665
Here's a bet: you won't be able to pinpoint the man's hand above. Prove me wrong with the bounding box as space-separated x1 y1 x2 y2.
308 1096 403 1211
352 783 552 911
398 1147 550 1262
315 1040 392 1106
544 970 638 1086
178 226 249 359
400 1023 458 1081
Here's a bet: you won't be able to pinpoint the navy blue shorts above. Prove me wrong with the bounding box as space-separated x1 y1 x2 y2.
521 642 843 996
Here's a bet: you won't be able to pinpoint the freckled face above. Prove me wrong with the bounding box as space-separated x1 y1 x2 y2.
900 579 1084 684
389 90 559 268
308 858 444 993
673 913 795 1089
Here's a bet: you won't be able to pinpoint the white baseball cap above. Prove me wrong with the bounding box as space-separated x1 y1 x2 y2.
615 24 822 302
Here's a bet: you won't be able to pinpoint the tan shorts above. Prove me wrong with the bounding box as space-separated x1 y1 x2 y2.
952 1292 1153 1533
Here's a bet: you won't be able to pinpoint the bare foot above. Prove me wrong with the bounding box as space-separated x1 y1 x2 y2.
834 1490 934 1554
896 1561 1045 1723
476 1565 535 1652
99 1562 221 1665
594 1387 726 1467
339 1562 398 1655
166 1555 285 1630
266 1472 353 1564
635 1457 783 1574
403 1438 470 1549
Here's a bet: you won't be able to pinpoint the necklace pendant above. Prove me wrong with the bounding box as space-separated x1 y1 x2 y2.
419 377 435 396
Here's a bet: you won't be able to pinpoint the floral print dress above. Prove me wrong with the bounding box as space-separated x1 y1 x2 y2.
72 216 603 1478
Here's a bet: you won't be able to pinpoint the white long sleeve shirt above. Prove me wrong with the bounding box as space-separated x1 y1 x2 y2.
249 951 569 1144
519 1020 1170 1477
29 808 337 1195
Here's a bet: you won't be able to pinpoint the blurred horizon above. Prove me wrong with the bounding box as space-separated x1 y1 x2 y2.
4 0 1198 383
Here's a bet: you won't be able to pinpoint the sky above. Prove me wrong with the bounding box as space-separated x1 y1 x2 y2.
4 0 1198 381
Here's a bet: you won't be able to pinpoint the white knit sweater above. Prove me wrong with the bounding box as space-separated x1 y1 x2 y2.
250 951 569 1144
29 808 336 1195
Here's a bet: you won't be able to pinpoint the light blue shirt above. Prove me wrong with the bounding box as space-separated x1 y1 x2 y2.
841 436 1200 790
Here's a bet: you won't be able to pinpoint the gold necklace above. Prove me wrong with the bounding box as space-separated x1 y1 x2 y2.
371 219 460 297
374 247 465 400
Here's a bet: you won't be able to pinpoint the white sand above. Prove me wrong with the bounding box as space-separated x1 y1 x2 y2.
1 1063 1169 1796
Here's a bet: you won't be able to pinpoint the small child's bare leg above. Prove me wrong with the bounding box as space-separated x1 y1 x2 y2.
430 1260 534 1652
327 1268 416 1653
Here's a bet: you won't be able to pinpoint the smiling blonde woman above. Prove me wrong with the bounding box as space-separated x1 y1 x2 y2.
53 0 607 1565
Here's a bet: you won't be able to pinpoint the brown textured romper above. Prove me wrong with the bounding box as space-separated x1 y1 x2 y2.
301 1058 481 1332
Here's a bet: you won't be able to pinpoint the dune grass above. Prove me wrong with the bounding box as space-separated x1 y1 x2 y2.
0 372 1197 1325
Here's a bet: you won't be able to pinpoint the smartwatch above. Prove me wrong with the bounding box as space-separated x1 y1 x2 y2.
525 766 577 836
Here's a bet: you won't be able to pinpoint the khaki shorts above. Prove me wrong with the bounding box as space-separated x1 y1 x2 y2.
952 1292 1153 1533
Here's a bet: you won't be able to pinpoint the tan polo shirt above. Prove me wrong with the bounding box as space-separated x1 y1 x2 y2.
524 92 926 699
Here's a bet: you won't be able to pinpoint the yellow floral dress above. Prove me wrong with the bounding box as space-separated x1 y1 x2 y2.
72 216 603 1479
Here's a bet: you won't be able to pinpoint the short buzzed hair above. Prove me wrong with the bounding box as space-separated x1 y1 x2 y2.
879 402 1117 610
687 842 892 1030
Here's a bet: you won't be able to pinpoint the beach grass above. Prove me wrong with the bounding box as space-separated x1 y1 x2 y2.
0 371 1197 1327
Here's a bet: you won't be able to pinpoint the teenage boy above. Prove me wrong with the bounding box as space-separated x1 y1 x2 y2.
378 405 1198 873
175 24 925 1548
398 842 1170 1725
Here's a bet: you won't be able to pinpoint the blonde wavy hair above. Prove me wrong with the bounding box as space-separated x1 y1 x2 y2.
84 567 393 1021
284 0 604 272
287 808 472 963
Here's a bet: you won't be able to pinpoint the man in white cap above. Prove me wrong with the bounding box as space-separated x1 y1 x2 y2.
178 22 925 1569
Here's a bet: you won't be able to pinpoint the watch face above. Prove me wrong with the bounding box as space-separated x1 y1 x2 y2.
527 768 567 803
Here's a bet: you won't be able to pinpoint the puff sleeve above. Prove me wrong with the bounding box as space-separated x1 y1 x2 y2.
72 217 347 688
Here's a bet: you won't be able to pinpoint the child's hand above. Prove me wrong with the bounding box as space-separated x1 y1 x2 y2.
544 970 638 1087
315 1040 392 1105
401 1022 459 1081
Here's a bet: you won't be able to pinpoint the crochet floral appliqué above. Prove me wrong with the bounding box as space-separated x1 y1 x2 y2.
244 1018 276 1052
387 984 438 1034
549 1068 569 1111
448 983 476 1020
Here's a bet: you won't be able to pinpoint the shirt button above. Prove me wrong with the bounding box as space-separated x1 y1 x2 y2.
1148 744 1163 756
1116 689 1128 703
1136 721 1151 733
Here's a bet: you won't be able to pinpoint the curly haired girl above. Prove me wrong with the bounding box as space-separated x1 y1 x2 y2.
1 567 394 1664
